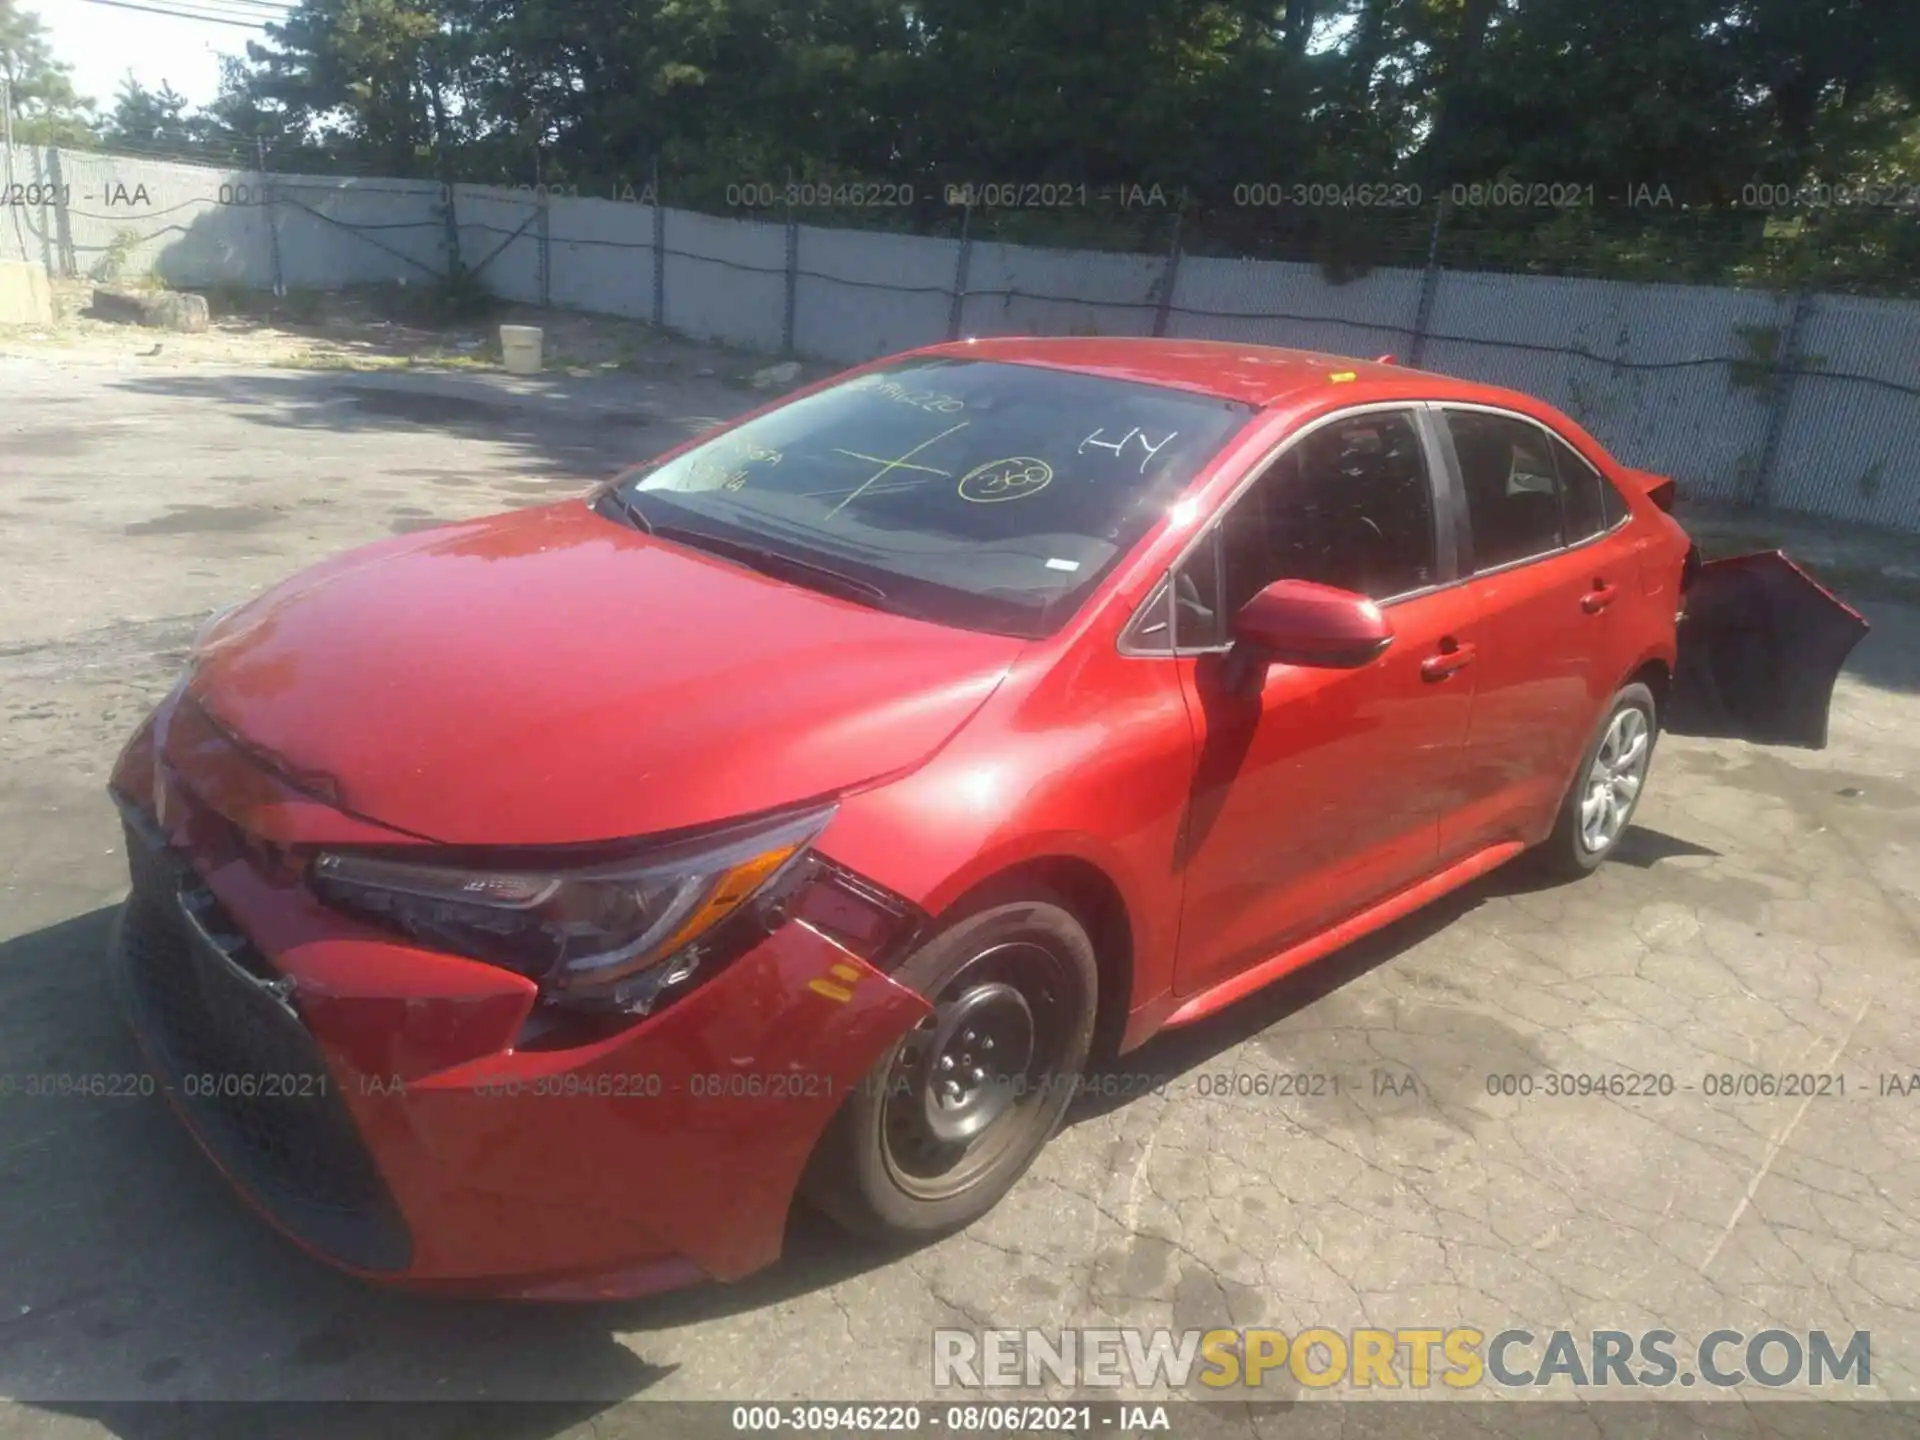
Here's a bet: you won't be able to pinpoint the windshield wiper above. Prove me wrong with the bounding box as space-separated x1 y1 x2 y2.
653 523 897 611
598 486 655 534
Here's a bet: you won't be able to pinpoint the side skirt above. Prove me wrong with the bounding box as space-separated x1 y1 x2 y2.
1161 840 1527 1030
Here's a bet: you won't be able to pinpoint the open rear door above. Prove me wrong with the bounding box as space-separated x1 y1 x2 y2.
1667 550 1869 749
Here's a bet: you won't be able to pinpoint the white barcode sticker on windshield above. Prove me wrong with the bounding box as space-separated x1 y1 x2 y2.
1045 557 1082 572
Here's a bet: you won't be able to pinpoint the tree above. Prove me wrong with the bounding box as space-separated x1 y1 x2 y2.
197 54 308 158
192 0 1920 289
105 75 204 152
228 0 482 175
0 0 96 145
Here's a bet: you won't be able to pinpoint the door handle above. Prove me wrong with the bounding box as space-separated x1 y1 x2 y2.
1581 581 1619 614
1420 640 1476 680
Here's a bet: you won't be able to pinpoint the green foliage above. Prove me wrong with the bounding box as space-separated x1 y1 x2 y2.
88 226 140 281
0 0 96 144
11 0 1920 293
105 76 210 152
1729 323 1783 394
1729 321 1830 392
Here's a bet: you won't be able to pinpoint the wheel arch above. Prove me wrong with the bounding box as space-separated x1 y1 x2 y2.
1539 656 1672 847
1626 655 1672 721
928 855 1136 1063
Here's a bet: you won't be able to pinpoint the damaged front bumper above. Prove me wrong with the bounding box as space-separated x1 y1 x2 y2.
106 693 935 1299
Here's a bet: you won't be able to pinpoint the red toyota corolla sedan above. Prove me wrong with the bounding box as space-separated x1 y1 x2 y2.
106 338 1866 1299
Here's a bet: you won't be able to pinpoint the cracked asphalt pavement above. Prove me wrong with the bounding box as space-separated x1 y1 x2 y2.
2 349 1919 1432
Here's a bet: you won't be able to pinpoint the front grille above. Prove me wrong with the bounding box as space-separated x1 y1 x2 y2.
116 814 412 1273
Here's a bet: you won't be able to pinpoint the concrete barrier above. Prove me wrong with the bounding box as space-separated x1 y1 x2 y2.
0 260 54 325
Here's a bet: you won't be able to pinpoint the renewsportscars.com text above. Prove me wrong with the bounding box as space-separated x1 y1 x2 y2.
931 1327 1871 1391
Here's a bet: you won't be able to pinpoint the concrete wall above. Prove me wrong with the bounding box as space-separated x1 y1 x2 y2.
0 147 445 290
5 142 1917 532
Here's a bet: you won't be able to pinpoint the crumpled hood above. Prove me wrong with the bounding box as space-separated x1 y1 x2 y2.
185 502 1024 846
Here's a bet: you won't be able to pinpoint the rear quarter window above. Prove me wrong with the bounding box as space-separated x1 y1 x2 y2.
1550 434 1628 540
1600 464 1630 528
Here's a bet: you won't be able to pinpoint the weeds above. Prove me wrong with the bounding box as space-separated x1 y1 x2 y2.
89 229 142 283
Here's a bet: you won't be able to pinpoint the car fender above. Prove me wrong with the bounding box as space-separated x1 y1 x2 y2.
824 787 1162 965
819 692 1193 1013
1532 639 1679 846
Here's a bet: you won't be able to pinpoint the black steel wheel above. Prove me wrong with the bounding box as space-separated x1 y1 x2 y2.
802 891 1098 1241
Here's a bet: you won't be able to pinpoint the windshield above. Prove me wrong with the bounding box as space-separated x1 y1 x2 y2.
611 358 1253 637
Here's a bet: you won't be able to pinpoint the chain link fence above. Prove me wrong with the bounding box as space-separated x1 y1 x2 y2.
4 139 1918 532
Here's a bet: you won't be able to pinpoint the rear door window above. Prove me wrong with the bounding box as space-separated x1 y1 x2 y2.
1444 410 1565 570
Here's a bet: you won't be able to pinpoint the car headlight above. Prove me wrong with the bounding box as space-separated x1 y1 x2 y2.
310 804 835 1013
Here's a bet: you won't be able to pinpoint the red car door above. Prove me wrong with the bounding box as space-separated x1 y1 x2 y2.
1163 406 1481 998
1431 406 1650 858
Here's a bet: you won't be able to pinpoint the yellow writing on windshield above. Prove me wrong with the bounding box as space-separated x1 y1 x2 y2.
959 457 1054 504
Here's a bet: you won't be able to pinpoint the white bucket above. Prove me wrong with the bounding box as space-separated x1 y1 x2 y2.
499 324 544 374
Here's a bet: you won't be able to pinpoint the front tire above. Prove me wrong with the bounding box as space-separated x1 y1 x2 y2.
802 891 1098 1243
1534 681 1658 878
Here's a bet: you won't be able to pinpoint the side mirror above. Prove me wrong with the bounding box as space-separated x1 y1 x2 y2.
1226 579 1394 684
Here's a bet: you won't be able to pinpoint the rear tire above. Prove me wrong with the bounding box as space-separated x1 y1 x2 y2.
1532 682 1658 879
801 891 1098 1244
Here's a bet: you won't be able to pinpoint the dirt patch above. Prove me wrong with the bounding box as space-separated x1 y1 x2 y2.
123 504 282 536
337 385 513 425
334 382 656 431
0 278 833 395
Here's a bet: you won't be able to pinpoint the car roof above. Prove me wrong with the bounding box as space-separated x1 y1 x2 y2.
911 335 1461 409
